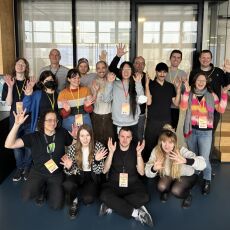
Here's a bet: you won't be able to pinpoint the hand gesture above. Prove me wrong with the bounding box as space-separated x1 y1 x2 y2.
60 154 73 169
99 50 107 62
62 100 71 112
84 95 95 107
222 84 230 93
133 72 142 82
153 157 164 171
223 59 230 73
13 109 28 126
4 74 15 88
168 150 186 164
183 80 191 93
95 147 108 161
107 72 116 83
136 140 145 157
92 80 100 93
23 80 34 96
107 137 116 154
116 43 128 57
145 72 150 87
174 78 182 92
69 123 79 138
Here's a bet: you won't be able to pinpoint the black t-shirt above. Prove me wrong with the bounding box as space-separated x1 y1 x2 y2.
147 79 176 122
21 127 73 175
109 143 139 185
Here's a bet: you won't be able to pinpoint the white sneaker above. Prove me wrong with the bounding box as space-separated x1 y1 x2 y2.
135 206 154 227
99 203 112 216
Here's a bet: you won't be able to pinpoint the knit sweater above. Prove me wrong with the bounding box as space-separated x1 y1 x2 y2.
180 90 228 129
58 87 93 118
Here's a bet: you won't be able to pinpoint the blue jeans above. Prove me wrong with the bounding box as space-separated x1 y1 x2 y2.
62 114 92 131
186 129 212 181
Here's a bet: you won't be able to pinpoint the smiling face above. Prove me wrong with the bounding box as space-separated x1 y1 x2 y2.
44 112 58 134
170 52 182 68
78 62 89 75
199 52 212 69
15 59 26 74
195 74 207 91
156 70 167 83
96 62 107 78
133 56 145 73
49 49 61 65
161 139 175 154
79 129 91 147
68 73 80 88
121 64 132 80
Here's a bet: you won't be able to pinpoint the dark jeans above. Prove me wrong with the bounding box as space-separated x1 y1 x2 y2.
22 168 64 210
100 180 149 219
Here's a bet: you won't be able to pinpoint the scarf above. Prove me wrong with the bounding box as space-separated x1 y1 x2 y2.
184 88 215 137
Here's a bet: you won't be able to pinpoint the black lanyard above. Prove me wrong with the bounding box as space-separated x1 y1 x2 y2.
43 134 56 159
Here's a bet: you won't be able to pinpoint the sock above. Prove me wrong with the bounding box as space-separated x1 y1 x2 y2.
73 197 78 204
131 208 139 218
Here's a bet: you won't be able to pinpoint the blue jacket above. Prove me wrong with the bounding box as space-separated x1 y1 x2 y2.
23 90 42 132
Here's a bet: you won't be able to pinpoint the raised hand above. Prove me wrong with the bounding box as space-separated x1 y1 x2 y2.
69 123 79 139
107 72 116 83
136 140 145 156
62 100 71 112
99 50 107 62
223 59 230 73
133 72 142 82
92 80 100 93
174 78 182 92
84 95 95 107
153 157 164 171
95 147 108 161
13 109 28 126
60 154 73 169
107 137 116 154
116 43 128 57
23 80 34 96
145 72 150 87
169 150 186 164
4 74 15 88
183 80 191 93
222 84 230 93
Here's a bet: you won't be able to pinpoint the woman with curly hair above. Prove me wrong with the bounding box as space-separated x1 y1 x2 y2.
61 124 107 219
145 125 206 208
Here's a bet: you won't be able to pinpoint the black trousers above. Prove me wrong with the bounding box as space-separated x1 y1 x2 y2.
100 180 149 219
63 172 99 205
22 168 64 210
157 174 198 199
171 108 179 130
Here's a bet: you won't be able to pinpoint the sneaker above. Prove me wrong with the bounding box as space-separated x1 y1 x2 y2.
23 168 30 181
182 194 192 209
202 180 211 195
160 192 169 203
69 200 79 220
136 206 154 227
99 203 112 216
12 168 24 182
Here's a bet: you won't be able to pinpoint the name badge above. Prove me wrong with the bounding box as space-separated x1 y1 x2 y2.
16 102 23 114
44 159 58 173
119 173 128 187
75 114 83 126
199 116 208 129
121 103 130 115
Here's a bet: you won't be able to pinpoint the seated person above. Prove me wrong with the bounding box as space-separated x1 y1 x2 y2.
99 127 153 227
5 109 76 210
145 124 206 208
61 124 107 219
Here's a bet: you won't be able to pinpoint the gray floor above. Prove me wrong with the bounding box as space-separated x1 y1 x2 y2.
0 162 230 230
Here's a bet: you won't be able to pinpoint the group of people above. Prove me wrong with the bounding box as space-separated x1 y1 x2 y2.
3 45 230 227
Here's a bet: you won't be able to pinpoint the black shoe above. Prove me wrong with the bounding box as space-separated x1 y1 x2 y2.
99 203 112 216
69 199 79 220
23 168 30 181
12 169 24 182
160 192 169 203
35 193 45 207
182 194 192 209
202 180 211 195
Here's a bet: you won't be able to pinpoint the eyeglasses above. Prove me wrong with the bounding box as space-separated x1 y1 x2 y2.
45 119 58 124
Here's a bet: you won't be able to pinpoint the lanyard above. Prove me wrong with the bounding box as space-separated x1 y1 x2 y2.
44 134 56 159
15 79 26 101
121 80 129 101
70 88 80 114
46 92 55 110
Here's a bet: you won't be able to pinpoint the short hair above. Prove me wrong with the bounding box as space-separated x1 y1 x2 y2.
155 62 168 72
199 50 212 58
37 70 57 90
49 49 61 57
170 50 182 59
119 126 133 136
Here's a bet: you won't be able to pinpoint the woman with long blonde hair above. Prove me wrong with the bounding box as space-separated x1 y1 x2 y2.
61 124 107 219
145 124 206 208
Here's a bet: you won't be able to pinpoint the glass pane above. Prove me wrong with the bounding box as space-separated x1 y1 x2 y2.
183 21 197 32
34 32 51 43
33 21 51 31
163 33 180 43
54 21 72 32
144 22 160 32
163 22 180 31
78 21 95 32
78 33 96 43
54 33 72 43
143 33 160 44
99 33 115 43
99 21 115 32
